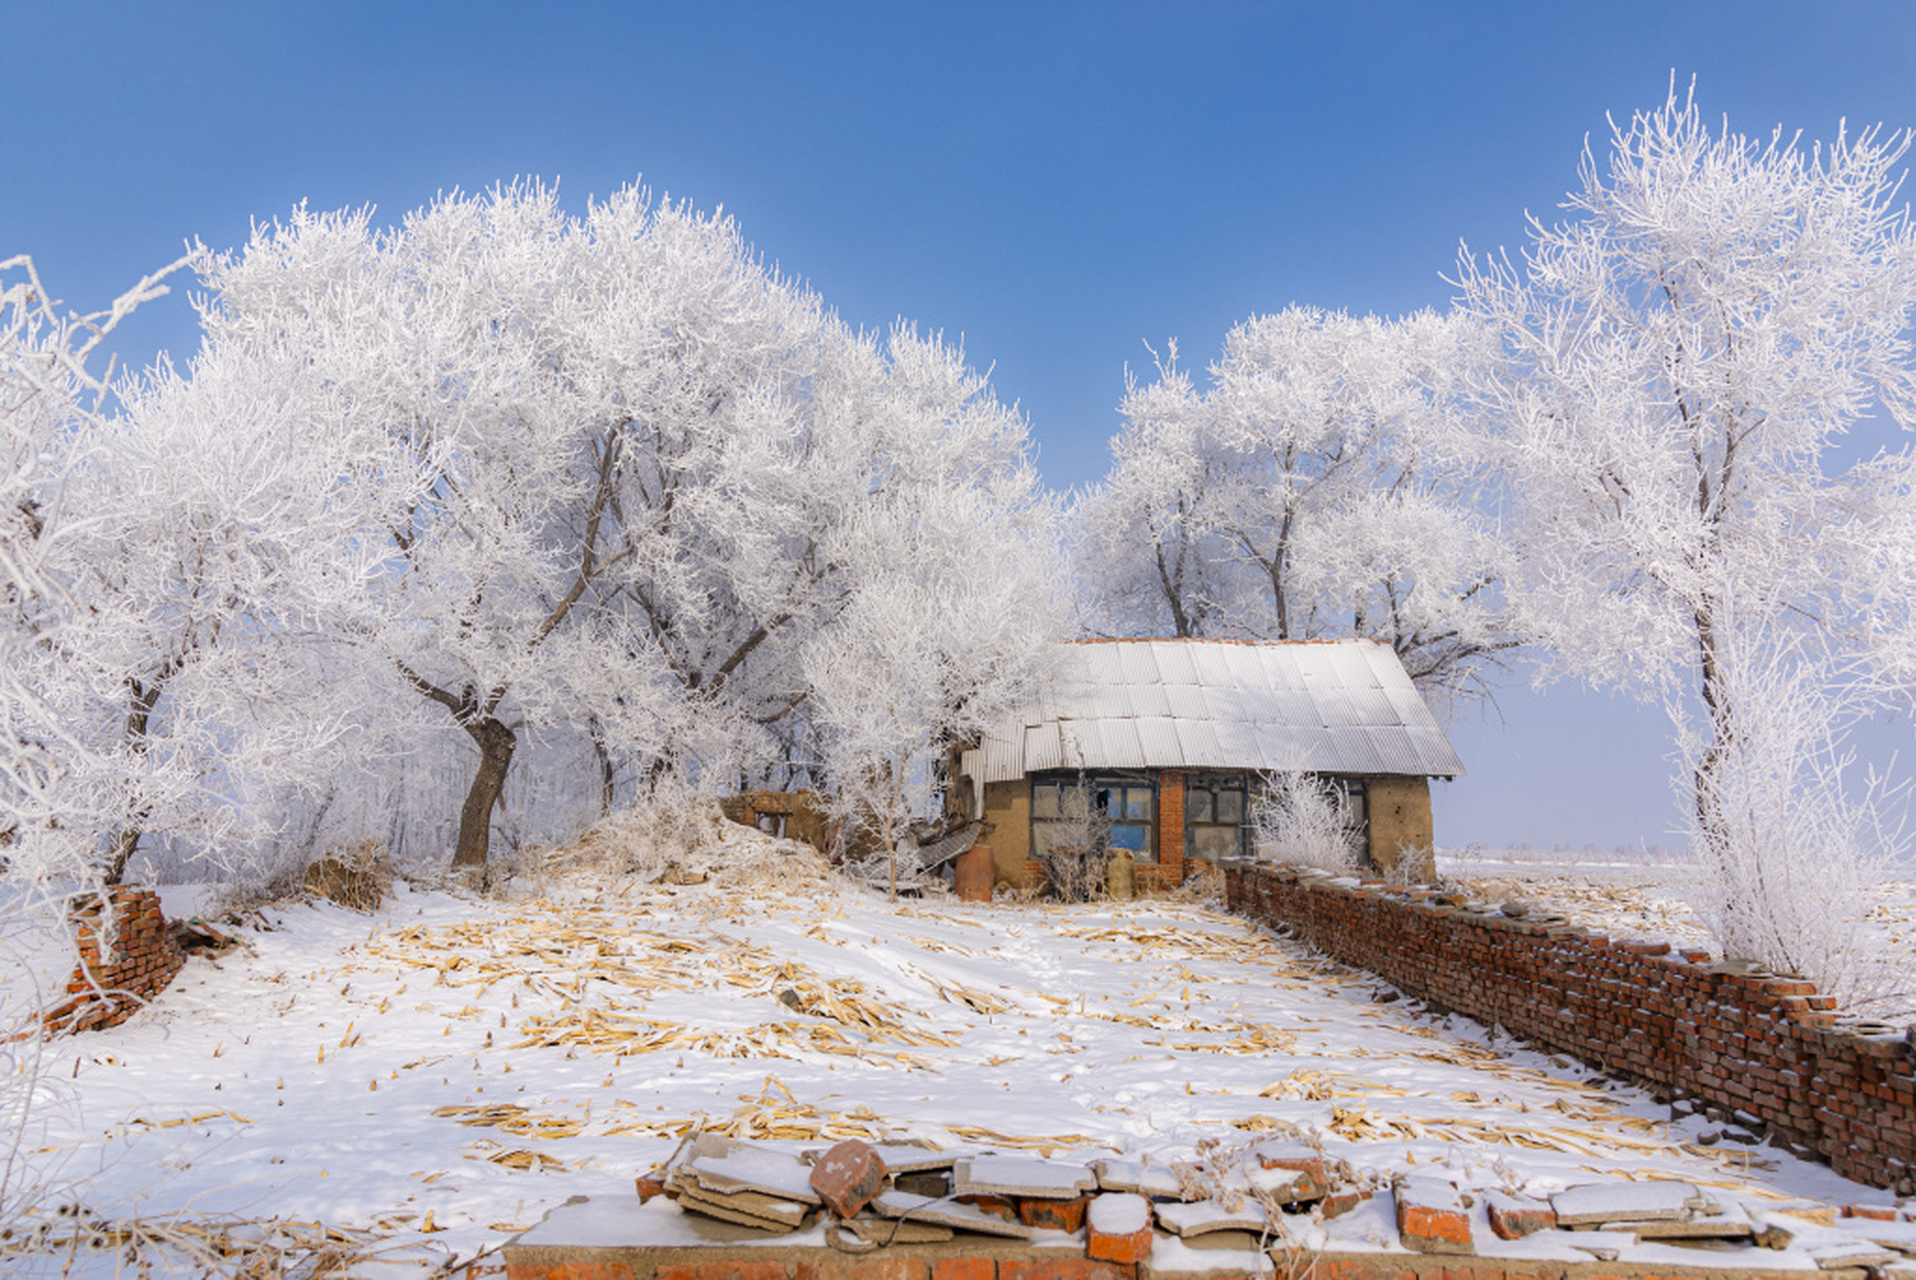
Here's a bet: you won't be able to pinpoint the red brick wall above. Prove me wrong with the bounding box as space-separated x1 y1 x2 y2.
1155 771 1185 885
1223 861 1916 1193
43 886 185 1035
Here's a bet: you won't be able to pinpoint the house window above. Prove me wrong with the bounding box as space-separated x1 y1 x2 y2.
1030 774 1156 863
1184 772 1249 864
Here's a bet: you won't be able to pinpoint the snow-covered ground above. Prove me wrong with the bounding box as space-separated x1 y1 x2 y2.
5 830 1899 1276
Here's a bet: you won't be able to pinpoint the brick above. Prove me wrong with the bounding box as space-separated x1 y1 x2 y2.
931 1261 994 1280
689 1265 788 1280
1843 1203 1898 1221
1086 1193 1153 1263
1000 1262 1133 1280
795 1259 923 1280
811 1139 887 1219
1017 1193 1092 1232
507 1265 636 1280
956 1194 1018 1221
1393 1179 1473 1255
1484 1192 1554 1240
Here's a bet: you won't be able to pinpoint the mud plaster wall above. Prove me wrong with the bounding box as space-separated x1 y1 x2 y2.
44 886 185 1035
1224 860 1916 1193
1363 775 1433 877
981 780 1031 886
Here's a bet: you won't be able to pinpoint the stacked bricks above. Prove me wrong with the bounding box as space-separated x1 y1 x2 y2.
1221 860 1916 1193
42 886 185 1035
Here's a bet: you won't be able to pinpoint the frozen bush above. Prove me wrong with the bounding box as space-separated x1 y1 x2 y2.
1252 769 1362 874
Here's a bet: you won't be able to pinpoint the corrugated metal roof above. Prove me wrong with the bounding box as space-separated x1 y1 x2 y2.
969 639 1464 783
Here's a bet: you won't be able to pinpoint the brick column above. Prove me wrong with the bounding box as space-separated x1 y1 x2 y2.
1156 771 1185 885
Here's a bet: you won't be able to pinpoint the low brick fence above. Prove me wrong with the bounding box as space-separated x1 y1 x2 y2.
1221 860 1916 1194
43 885 185 1035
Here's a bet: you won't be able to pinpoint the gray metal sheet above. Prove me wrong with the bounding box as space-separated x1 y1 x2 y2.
1053 719 1096 771
1325 642 1383 688
1163 684 1210 720
1094 717 1148 769
1323 728 1388 775
1134 716 1186 767
1307 684 1365 728
1342 683 1400 724
1149 640 1198 685
1117 642 1163 686
1022 723 1066 773
979 639 1463 782
1122 681 1172 719
1367 727 1433 776
1172 720 1230 768
1187 641 1240 687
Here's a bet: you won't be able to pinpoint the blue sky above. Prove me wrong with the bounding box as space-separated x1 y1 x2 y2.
8 2 1916 850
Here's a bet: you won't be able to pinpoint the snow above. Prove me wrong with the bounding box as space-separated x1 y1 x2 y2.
1087 1191 1150 1235
4 862 1899 1274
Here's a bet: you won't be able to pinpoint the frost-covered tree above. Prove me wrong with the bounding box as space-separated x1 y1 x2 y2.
195 185 852 869
0 255 185 885
1076 308 1514 701
1456 82 1916 986
802 327 1062 895
192 182 1057 871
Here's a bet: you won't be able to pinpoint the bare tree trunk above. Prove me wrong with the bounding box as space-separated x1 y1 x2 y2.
451 717 516 870
103 668 174 886
589 715 616 817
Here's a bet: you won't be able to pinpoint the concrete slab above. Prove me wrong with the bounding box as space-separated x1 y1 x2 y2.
871 1191 1036 1240
954 1157 1099 1200
1154 1200 1268 1238
1552 1180 1705 1226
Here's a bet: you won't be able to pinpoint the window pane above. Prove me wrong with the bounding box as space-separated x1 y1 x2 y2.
1108 823 1147 852
1188 790 1214 823
1216 789 1243 825
1123 788 1152 821
1032 785 1060 819
1193 826 1241 862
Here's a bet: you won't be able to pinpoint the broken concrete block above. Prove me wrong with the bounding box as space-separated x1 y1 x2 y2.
1087 1193 1154 1264
871 1190 1034 1239
687 1137 822 1205
1092 1159 1187 1198
1560 1229 1637 1261
676 1183 812 1232
1550 1180 1704 1226
865 1143 959 1174
1484 1191 1555 1240
810 1139 887 1220
1627 1207 1754 1242
1154 1200 1267 1238
1250 1141 1329 1200
1393 1177 1473 1256
953 1156 1098 1200
839 1215 956 1246
1808 1240 1902 1270
1017 1194 1093 1232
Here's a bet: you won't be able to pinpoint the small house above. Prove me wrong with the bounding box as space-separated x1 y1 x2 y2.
950 638 1464 890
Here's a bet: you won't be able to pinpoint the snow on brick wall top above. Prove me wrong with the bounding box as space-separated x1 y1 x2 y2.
964 639 1464 785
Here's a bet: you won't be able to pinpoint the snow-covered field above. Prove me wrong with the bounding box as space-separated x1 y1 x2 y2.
1438 847 1916 1020
4 831 1899 1276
